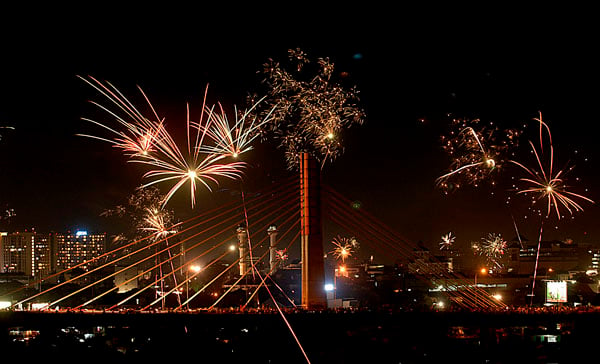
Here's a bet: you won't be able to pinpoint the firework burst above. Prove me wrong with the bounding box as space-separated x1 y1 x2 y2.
437 118 520 193
471 233 507 270
136 121 246 208
196 98 274 158
274 249 288 265
77 75 164 158
330 236 358 262
439 232 455 250
101 186 178 241
248 48 365 170
141 207 177 240
511 113 594 220
80 77 253 208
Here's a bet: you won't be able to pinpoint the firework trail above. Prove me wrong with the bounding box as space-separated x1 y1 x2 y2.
439 232 455 250
248 48 365 170
510 113 594 220
437 118 520 193
471 233 507 271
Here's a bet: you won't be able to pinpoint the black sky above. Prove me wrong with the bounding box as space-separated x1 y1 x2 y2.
1 7 600 260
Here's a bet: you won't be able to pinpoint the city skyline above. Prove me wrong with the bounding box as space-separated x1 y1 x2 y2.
1 9 599 260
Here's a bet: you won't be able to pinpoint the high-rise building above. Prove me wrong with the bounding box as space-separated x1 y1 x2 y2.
506 239 592 275
54 231 106 272
0 230 52 278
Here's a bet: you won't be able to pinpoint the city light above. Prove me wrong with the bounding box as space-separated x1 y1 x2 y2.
189 265 202 273
324 284 334 291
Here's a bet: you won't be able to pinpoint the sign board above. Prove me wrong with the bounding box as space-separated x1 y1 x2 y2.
546 281 567 303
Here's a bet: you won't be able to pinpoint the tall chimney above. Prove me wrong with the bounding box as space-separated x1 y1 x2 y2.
236 225 248 276
268 225 279 273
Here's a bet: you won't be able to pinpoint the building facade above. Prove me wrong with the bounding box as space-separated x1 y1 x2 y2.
54 231 106 272
0 230 53 278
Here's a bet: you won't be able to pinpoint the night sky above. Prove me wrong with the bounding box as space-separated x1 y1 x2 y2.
1 7 599 263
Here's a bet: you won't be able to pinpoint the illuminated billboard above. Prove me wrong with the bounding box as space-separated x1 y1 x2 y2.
546 281 567 303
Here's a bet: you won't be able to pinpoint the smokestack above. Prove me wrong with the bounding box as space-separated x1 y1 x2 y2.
237 224 248 276
268 224 279 273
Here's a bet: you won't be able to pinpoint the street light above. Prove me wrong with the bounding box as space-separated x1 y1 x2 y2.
475 268 487 286
186 265 202 310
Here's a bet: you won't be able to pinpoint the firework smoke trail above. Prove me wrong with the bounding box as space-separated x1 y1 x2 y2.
248 48 365 170
437 118 520 192
511 113 594 220
439 232 455 250
471 233 507 271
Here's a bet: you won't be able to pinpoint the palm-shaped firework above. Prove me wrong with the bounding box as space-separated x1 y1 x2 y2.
78 76 273 208
511 113 594 220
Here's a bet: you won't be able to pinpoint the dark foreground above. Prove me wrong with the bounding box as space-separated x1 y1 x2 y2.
1 309 598 363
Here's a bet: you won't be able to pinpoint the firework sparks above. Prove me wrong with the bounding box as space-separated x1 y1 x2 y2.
437 118 520 193
439 232 455 250
80 77 248 208
197 98 275 158
141 208 177 240
511 113 594 220
275 249 288 264
248 48 365 170
330 236 358 262
77 75 164 159
136 123 246 208
471 233 507 270
101 187 178 241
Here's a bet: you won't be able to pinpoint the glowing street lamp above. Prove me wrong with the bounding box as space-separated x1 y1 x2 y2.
475 267 487 286
185 264 202 310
